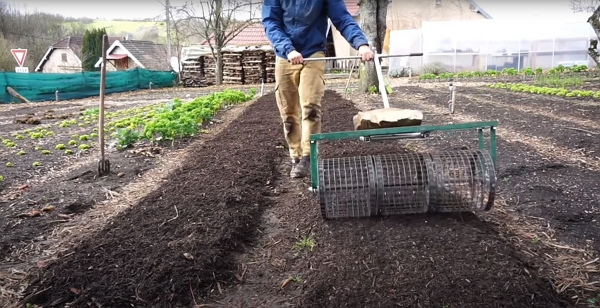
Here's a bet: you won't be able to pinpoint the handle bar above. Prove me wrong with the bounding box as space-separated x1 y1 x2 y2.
299 53 423 62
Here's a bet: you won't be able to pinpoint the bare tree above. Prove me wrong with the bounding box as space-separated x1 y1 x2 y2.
176 0 261 85
358 0 389 93
571 0 600 13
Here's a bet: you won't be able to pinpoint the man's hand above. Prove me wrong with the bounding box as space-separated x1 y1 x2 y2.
358 45 375 62
287 50 303 65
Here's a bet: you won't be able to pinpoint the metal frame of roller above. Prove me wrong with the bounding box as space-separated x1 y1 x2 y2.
308 121 498 220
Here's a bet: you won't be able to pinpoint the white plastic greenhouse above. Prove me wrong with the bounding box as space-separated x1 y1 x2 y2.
388 19 597 73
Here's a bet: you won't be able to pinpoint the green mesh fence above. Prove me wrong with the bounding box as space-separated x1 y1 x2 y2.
0 68 176 104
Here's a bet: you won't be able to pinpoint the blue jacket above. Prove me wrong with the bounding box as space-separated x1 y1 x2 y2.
261 0 369 59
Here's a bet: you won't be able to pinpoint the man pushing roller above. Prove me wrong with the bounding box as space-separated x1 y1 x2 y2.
262 0 375 179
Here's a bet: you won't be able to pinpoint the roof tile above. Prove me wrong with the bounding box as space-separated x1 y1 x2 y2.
344 0 360 16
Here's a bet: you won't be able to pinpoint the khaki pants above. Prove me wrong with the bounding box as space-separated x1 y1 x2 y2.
274 51 326 159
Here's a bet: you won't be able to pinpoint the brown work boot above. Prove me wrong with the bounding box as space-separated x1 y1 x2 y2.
290 156 310 178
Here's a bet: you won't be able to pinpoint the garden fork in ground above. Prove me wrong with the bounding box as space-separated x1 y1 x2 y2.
97 34 110 176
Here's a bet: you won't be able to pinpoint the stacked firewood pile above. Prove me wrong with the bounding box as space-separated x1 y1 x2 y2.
202 56 220 86
263 50 276 83
180 47 277 87
241 49 266 84
222 52 244 85
180 56 206 87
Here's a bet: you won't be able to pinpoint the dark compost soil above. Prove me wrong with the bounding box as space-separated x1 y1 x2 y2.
194 91 574 308
22 90 575 308
393 85 600 251
24 94 285 307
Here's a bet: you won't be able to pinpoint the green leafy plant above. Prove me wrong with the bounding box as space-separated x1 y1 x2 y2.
68 140 77 146
32 162 41 167
78 144 90 150
0 175 4 182
41 150 51 155
6 162 13 167
55 144 66 150
112 128 141 150
64 149 73 155
3 139 15 147
17 150 25 155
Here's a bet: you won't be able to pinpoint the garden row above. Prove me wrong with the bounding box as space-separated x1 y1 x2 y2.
414 64 593 82
487 82 600 98
0 89 256 184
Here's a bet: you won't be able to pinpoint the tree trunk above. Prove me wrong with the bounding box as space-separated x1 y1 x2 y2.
215 50 224 85
358 0 378 93
358 0 389 93
587 5 600 67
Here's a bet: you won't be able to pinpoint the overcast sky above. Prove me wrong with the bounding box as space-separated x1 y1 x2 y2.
4 1 187 19
4 0 594 22
473 0 592 21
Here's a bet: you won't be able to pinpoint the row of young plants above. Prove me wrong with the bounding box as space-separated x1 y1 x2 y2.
487 82 600 98
417 64 590 82
109 88 256 149
0 89 256 182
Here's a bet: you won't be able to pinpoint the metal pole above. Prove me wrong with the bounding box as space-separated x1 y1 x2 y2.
260 78 265 96
301 53 423 109
301 53 424 62
374 53 390 108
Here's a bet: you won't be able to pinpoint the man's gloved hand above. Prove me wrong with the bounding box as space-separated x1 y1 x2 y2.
358 45 375 62
287 50 303 65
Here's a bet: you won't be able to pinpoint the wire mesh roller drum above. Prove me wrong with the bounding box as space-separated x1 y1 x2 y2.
372 153 430 216
316 150 496 219
426 150 496 213
317 156 377 218
309 121 499 220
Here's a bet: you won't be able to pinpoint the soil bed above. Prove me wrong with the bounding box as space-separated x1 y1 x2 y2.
24 93 285 307
407 86 600 158
0 89 245 263
10 88 586 308
462 86 600 124
356 87 600 297
196 91 573 308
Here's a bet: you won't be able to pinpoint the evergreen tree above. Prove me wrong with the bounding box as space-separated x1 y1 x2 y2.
81 27 107 71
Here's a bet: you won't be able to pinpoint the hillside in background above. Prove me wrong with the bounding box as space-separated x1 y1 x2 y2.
0 1 172 72
70 20 169 44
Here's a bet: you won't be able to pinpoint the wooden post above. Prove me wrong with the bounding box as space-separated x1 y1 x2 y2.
99 35 108 163
5 86 30 103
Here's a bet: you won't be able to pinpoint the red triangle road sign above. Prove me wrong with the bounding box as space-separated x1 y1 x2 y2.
11 49 27 67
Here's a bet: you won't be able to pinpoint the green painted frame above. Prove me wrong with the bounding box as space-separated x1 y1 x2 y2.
308 121 498 192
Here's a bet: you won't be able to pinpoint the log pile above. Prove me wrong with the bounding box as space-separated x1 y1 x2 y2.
242 49 265 84
179 47 277 86
181 57 206 87
203 56 219 86
263 50 276 83
222 52 244 85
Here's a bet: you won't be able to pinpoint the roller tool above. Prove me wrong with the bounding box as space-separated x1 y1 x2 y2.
302 53 498 219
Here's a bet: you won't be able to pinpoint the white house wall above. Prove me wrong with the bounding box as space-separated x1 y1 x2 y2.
41 49 82 73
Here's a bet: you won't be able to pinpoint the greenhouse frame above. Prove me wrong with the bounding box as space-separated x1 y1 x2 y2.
388 19 598 73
